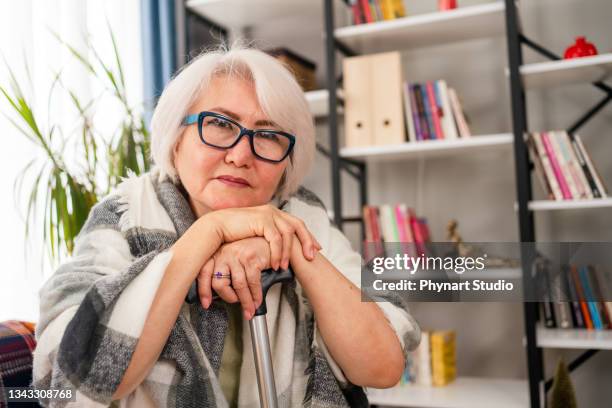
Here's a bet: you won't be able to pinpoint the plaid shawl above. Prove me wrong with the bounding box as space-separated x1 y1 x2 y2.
32 171 420 407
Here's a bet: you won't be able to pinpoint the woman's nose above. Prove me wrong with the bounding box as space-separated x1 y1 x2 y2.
224 134 254 167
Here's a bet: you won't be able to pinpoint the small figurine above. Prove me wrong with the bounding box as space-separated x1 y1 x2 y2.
564 37 598 59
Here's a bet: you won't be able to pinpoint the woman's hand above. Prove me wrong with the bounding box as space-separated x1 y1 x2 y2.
197 237 272 319
204 204 321 270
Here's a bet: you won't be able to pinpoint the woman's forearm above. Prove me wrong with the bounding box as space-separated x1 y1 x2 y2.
112 218 222 400
291 245 404 388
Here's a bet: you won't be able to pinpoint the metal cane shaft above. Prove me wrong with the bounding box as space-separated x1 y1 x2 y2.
249 315 278 408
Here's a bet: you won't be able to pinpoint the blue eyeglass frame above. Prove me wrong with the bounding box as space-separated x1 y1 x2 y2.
182 111 296 163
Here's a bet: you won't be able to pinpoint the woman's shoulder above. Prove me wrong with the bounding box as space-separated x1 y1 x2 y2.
83 170 170 233
284 187 335 234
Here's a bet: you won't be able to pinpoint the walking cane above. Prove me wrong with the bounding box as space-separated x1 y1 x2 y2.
186 268 294 408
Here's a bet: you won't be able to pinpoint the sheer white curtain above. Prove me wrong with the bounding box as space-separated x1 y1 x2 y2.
0 0 144 321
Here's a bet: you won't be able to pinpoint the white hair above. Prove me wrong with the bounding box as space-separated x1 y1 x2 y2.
149 41 315 200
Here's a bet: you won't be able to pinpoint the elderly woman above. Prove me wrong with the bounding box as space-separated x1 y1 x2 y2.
33 44 420 407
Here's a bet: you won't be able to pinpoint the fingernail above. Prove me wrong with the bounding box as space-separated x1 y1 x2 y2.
309 248 314 259
202 297 210 309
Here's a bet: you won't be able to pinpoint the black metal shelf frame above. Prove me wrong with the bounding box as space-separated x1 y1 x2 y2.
504 1 609 407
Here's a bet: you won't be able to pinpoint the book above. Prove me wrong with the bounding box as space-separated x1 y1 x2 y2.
589 265 611 329
550 131 580 199
448 88 471 138
579 265 603 329
436 80 459 139
402 82 417 142
551 271 572 329
408 84 423 141
558 131 592 199
430 330 456 386
570 265 593 329
575 134 608 198
563 265 585 328
527 134 554 200
531 132 563 200
412 85 430 140
426 81 444 139
541 131 572 199
416 331 432 386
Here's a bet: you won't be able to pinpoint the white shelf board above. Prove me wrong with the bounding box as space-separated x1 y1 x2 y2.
367 377 528 408
521 53 612 89
305 89 343 118
186 0 319 29
537 326 612 350
334 2 506 53
528 198 612 211
340 133 513 162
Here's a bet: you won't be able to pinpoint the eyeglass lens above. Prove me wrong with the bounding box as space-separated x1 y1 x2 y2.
201 116 291 161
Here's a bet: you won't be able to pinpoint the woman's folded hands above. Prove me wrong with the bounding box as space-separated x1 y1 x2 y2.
195 204 321 320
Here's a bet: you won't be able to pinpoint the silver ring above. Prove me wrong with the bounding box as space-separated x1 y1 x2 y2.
214 271 231 280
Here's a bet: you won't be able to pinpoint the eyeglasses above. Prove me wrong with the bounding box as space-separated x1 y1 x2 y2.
182 111 296 163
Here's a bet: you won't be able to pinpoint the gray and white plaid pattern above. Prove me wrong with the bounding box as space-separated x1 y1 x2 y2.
33 171 420 407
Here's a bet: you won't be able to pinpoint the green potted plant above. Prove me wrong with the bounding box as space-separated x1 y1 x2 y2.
1 28 150 263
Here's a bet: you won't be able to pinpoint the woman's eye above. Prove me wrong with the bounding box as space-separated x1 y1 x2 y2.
210 118 230 128
259 132 280 142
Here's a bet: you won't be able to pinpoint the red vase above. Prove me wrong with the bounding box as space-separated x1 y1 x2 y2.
438 0 457 11
564 37 599 59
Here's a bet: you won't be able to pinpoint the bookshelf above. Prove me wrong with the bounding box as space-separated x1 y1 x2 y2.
324 1 527 407
340 134 513 162
537 326 612 350
505 0 612 407
366 377 528 408
335 2 506 53
520 53 612 89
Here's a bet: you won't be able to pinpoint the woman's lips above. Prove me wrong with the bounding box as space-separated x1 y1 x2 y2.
216 175 251 187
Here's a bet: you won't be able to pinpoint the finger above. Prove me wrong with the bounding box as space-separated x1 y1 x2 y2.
212 262 238 304
283 214 317 261
244 261 263 310
262 219 283 271
228 258 255 320
198 259 215 309
273 215 294 270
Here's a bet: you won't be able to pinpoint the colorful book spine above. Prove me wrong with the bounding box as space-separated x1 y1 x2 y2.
571 265 593 329
579 265 603 329
532 132 563 200
559 131 592 199
426 81 444 139
408 85 423 141
550 131 579 199
563 266 585 328
541 131 572 199
360 0 373 23
430 331 456 386
413 85 431 140
575 134 607 198
419 84 436 139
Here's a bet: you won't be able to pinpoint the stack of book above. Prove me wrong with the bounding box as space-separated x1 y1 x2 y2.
538 261 612 330
362 204 431 260
344 51 473 148
401 330 457 386
527 131 608 200
349 0 406 25
403 80 471 142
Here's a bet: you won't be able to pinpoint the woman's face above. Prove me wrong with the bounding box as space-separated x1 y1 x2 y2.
174 75 289 217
